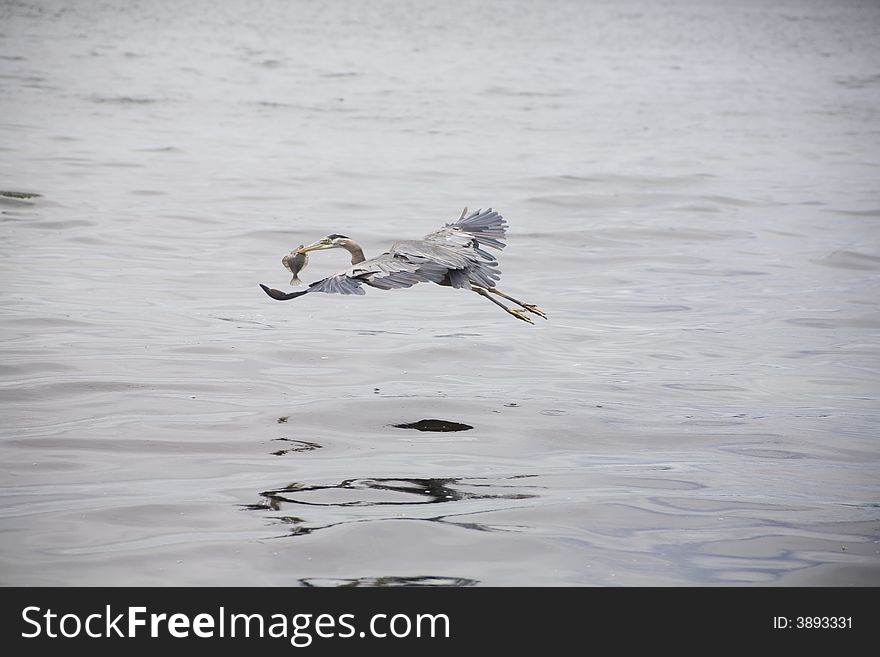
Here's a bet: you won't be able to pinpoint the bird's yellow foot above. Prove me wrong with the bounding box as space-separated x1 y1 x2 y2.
523 304 547 319
509 309 535 324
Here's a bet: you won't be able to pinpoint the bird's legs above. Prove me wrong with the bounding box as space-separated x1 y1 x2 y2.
486 287 547 319
473 286 535 324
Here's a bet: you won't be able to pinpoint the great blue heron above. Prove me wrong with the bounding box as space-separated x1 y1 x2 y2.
259 207 546 324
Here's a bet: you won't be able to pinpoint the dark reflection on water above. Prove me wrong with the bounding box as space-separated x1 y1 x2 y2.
254 476 536 508
243 476 540 538
270 438 323 456
271 516 314 537
300 576 479 587
0 190 42 200
392 419 474 432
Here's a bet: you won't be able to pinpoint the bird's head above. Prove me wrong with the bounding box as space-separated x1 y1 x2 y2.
297 234 354 253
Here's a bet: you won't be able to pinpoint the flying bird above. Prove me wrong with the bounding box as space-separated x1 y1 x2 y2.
259 207 546 324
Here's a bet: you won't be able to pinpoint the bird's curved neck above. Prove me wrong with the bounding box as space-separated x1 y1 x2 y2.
343 241 366 264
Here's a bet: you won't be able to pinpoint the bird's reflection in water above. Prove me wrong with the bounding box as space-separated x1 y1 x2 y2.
270 438 322 456
300 576 479 587
393 419 473 432
256 476 536 507
243 476 539 538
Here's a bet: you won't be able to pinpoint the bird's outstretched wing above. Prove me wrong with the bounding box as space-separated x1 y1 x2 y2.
263 249 451 300
411 207 507 288
422 207 507 254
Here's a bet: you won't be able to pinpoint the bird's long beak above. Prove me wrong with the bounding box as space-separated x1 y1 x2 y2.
297 240 333 254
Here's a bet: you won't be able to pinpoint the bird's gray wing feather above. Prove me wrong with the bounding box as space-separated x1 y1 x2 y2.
307 208 507 295
422 207 508 252
410 207 506 288
306 250 447 295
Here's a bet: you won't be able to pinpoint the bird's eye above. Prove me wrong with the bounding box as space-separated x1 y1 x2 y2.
322 238 332 245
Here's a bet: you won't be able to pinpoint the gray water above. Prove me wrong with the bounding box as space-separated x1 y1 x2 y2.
1 0 879 586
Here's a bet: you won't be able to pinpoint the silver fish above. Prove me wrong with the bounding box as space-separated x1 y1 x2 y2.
281 245 309 286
